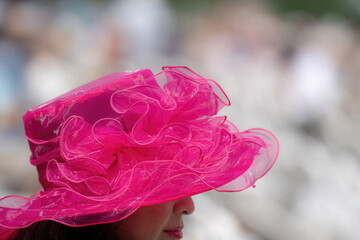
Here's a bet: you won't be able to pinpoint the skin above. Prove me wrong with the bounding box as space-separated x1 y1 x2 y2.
113 197 195 240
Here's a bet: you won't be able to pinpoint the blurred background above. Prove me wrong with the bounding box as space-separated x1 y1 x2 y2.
0 0 360 239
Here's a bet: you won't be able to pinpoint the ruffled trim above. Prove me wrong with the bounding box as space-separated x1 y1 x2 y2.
0 66 278 233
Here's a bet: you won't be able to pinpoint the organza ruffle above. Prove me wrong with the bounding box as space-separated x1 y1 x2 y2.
0 66 278 236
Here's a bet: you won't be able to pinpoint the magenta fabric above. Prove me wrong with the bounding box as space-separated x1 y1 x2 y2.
0 66 278 237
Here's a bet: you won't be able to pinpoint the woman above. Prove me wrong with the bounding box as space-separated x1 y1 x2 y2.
0 66 278 239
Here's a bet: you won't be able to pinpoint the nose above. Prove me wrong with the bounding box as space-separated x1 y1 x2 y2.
173 197 195 215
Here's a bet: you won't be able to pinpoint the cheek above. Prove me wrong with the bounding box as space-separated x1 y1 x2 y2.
113 204 173 240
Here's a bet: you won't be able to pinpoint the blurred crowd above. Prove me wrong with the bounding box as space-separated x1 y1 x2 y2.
0 0 360 240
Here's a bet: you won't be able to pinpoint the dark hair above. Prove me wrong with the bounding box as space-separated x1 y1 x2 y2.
15 220 120 240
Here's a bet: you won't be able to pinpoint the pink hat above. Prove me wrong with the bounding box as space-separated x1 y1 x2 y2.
0 66 278 237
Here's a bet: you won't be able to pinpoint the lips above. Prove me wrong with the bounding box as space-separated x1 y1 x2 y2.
164 227 183 239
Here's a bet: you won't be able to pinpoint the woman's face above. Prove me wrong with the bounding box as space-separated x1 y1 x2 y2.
113 197 195 240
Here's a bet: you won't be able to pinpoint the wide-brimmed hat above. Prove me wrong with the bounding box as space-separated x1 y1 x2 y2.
0 66 278 238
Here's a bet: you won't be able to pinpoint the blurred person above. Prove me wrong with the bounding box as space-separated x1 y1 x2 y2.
183 0 284 120
0 66 278 239
106 0 176 67
0 35 26 128
0 2 42 128
23 10 78 107
0 1 64 109
282 20 342 138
